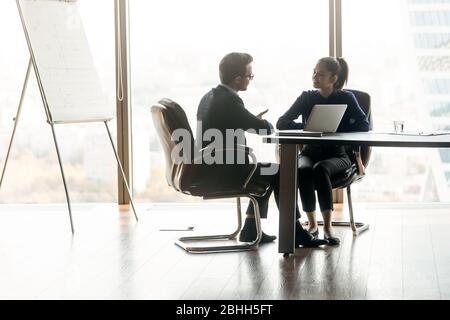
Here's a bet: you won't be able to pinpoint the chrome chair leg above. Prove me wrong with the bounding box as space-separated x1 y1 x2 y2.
175 195 262 253
303 186 369 236
229 197 243 239
346 186 369 236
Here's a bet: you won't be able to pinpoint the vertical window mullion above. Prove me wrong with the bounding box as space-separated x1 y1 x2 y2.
115 0 133 205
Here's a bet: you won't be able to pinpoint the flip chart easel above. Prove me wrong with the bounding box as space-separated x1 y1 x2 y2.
0 0 138 233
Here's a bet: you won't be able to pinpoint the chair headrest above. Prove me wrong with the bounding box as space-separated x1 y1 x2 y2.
346 89 370 112
151 98 195 192
156 98 194 137
345 89 373 167
346 89 373 131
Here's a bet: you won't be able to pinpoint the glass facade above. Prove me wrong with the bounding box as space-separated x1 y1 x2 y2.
424 79 450 94
431 102 450 117
441 149 450 162
418 56 450 71
409 0 450 192
409 0 450 3
414 34 450 49
410 11 450 26
343 0 450 202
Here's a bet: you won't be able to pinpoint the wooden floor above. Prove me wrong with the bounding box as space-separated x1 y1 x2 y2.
0 202 450 300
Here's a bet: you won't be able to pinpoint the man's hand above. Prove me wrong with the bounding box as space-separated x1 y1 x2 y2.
256 109 269 119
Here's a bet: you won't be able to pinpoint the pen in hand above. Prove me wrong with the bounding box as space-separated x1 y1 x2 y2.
256 109 269 119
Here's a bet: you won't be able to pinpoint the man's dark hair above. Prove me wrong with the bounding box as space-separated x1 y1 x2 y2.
219 52 253 85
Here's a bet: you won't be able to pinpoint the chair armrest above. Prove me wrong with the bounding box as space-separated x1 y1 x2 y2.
351 146 366 177
195 144 258 189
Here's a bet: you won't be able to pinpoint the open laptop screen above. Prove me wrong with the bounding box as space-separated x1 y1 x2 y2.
304 104 347 133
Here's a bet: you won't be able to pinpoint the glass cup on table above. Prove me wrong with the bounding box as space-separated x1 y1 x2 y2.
393 120 404 133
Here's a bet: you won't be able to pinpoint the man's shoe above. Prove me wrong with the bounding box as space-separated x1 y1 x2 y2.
239 230 276 243
238 218 276 244
295 227 328 248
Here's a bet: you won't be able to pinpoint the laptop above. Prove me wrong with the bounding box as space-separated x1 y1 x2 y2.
277 104 347 137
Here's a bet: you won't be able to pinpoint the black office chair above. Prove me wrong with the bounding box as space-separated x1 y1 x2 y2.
276 89 373 236
151 98 270 253
326 89 373 235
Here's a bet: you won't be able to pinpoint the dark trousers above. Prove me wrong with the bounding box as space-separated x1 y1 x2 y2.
246 163 301 219
298 147 351 212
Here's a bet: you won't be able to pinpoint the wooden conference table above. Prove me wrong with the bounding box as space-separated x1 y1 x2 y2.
263 132 450 256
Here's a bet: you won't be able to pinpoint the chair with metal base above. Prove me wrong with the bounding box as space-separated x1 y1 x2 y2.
312 89 373 236
277 89 372 236
151 98 270 253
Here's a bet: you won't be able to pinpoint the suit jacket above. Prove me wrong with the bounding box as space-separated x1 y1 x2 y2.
197 85 273 149
195 85 274 185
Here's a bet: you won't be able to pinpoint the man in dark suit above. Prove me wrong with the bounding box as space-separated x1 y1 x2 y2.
196 52 327 247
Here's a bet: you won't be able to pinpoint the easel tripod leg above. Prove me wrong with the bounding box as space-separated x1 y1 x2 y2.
0 59 32 190
50 124 75 234
104 122 138 222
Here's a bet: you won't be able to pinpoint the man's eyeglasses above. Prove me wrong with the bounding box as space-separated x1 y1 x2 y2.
243 73 254 80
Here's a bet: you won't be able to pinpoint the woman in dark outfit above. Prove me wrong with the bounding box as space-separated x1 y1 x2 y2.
277 57 370 245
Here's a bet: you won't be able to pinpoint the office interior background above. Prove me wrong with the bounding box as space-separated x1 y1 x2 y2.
0 0 450 299
1 0 449 205
1 0 450 300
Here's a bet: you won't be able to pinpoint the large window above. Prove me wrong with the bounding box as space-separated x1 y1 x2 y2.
4 0 448 205
130 0 329 202
343 0 450 201
0 0 116 203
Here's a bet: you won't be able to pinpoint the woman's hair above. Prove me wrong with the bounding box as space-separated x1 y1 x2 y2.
219 52 253 85
317 56 349 90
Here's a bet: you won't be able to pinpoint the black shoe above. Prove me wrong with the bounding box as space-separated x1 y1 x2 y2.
324 235 340 246
238 218 276 244
239 230 276 243
239 229 277 243
295 225 328 248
